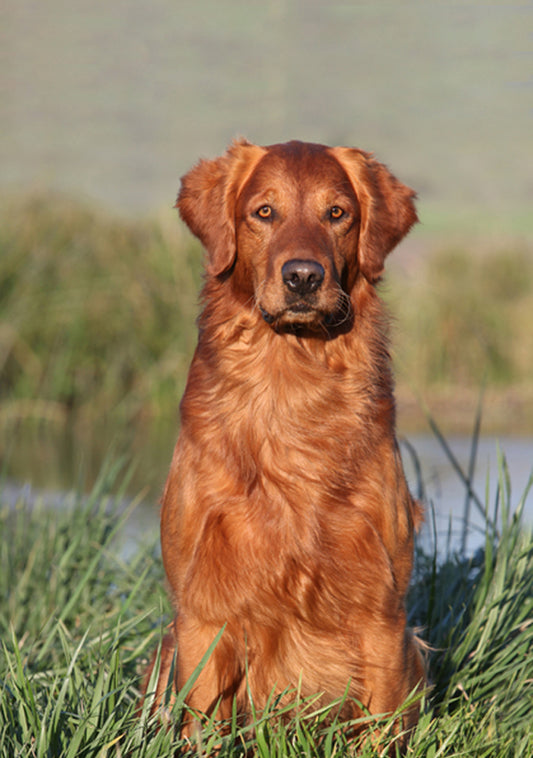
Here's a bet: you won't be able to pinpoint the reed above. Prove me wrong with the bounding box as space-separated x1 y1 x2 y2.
1 444 532 756
0 192 201 427
1 192 532 435
386 244 533 389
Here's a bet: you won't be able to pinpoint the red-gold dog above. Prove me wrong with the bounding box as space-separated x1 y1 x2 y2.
145 139 426 741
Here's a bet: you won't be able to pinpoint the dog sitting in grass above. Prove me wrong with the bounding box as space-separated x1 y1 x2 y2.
143 139 426 745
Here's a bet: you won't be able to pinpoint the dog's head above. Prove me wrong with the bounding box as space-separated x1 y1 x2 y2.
178 139 417 332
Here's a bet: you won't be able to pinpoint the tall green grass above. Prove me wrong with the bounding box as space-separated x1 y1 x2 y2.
0 192 201 427
386 245 533 389
1 450 532 756
1 192 532 433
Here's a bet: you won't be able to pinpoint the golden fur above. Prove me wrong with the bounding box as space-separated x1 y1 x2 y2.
143 139 426 740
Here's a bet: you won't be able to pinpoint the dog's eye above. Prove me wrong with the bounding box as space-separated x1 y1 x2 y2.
329 206 344 221
256 205 273 220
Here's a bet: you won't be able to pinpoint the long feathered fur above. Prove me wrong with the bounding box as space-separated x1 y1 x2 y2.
143 139 426 744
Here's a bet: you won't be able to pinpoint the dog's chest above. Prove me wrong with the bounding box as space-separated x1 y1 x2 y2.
187 334 382 494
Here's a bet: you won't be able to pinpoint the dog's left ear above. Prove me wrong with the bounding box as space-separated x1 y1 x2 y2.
331 148 418 282
177 139 266 277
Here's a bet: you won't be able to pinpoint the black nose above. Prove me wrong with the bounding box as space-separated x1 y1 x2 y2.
281 259 325 295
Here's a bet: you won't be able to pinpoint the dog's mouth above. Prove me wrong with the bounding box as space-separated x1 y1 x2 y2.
259 298 352 333
288 302 313 314
259 302 322 327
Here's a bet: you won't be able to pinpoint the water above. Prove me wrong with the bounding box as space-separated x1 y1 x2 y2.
400 435 533 558
2 424 532 560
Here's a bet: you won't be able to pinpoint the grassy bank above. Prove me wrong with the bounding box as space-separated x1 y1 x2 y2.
1 454 532 756
385 241 533 433
1 192 533 440
0 192 202 429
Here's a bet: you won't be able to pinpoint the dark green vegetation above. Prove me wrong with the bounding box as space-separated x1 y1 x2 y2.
1 455 532 756
1 192 532 435
0 193 202 427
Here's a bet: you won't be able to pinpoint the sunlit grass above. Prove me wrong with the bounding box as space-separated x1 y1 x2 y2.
1 445 532 757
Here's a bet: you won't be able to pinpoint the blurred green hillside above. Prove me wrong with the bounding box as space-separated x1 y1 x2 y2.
2 1 532 227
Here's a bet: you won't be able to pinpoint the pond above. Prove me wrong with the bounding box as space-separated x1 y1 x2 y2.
2 423 532 560
400 434 533 558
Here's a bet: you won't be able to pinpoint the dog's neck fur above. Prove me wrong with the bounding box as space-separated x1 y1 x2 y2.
181 272 397 485
167 268 416 613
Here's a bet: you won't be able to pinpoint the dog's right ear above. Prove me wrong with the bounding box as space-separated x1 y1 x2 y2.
177 139 266 277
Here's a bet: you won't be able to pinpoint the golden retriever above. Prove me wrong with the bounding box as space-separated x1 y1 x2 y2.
144 139 426 743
